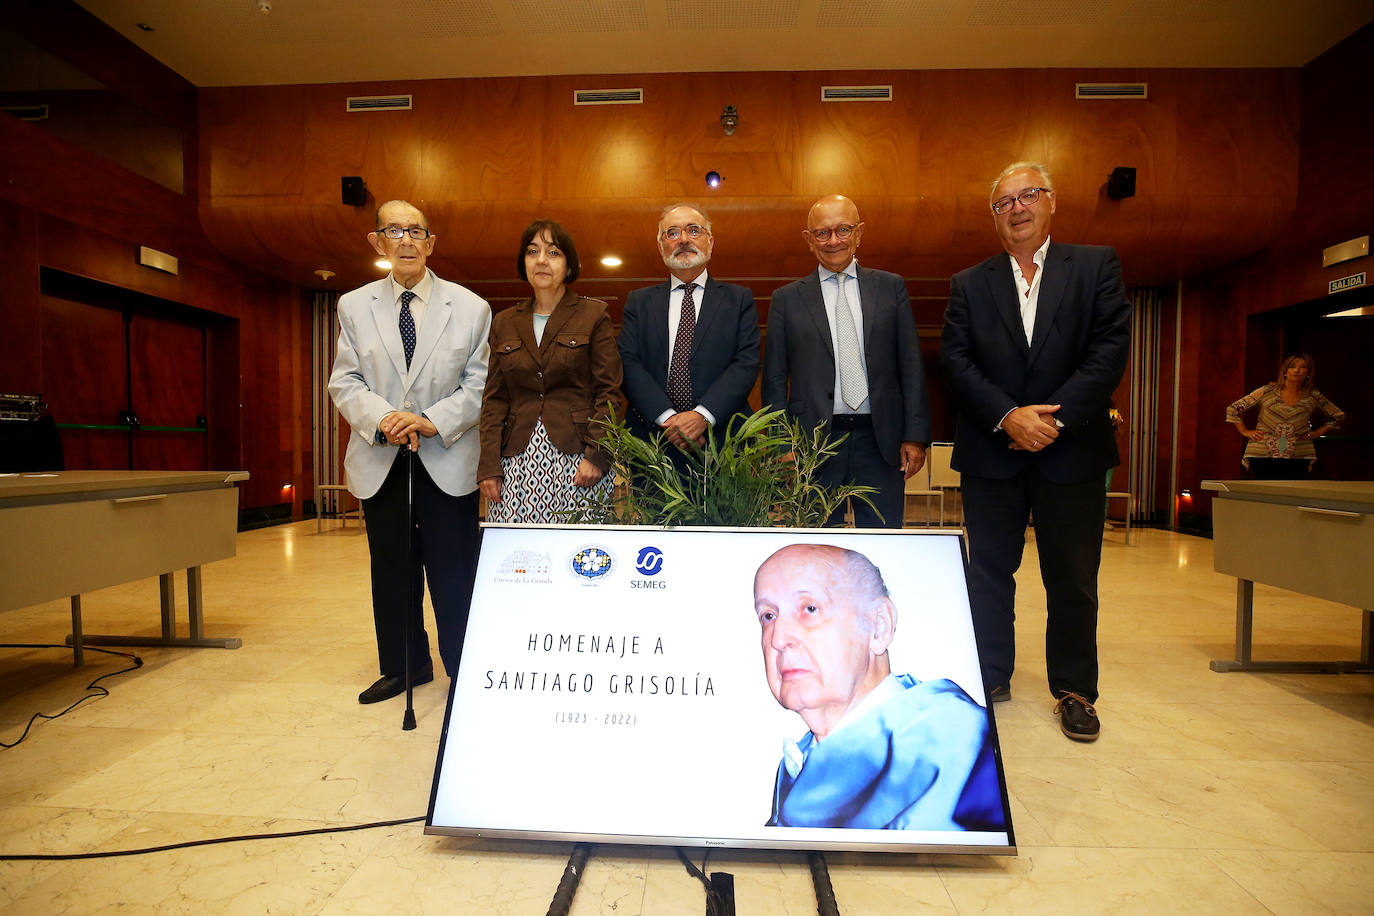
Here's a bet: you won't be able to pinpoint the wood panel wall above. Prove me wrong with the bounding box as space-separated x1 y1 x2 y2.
197 67 1301 295
1173 24 1374 528
0 112 311 515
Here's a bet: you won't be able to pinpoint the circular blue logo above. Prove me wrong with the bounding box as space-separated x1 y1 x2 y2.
569 546 614 582
635 546 665 576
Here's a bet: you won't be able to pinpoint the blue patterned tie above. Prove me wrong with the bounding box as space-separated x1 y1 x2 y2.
399 290 416 369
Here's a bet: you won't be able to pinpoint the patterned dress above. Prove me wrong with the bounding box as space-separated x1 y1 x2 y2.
1225 384 1345 467
485 420 614 524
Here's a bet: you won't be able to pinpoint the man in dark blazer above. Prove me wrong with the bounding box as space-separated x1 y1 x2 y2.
329 200 491 705
940 163 1131 742
763 195 931 528
618 204 760 453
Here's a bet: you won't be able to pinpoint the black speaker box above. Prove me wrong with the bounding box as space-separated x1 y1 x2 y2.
1107 167 1136 200
341 176 367 207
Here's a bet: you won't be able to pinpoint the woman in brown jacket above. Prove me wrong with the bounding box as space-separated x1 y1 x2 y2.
478 219 625 522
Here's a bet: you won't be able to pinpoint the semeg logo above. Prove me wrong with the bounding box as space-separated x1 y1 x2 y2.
635 546 665 576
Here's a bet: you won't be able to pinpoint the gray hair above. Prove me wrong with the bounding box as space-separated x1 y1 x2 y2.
657 203 713 236
989 162 1054 206
838 547 889 618
375 199 428 229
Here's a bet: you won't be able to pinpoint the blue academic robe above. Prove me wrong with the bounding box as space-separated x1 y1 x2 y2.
767 674 1004 831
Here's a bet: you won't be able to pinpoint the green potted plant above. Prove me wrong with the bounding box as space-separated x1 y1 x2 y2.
567 406 878 528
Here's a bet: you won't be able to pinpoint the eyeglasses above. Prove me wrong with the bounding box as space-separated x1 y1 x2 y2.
661 224 708 242
377 226 432 240
991 188 1050 215
807 224 856 242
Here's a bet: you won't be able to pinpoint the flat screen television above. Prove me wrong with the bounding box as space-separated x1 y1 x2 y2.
426 525 1015 855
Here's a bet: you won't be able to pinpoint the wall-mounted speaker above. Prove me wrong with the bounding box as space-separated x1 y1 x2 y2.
1107 167 1136 200
341 176 367 207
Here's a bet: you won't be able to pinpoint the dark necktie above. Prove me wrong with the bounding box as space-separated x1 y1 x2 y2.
399 290 417 369
667 282 697 413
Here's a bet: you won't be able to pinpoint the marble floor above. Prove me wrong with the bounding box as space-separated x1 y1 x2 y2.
1 520 1371 914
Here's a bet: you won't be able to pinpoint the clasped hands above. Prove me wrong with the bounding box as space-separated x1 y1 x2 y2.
1005 404 1062 453
662 410 708 451
379 410 437 451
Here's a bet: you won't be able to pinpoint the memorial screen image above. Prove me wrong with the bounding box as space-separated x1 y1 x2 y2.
427 526 1014 854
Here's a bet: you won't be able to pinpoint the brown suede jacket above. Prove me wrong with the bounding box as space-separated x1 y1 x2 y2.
478 290 625 481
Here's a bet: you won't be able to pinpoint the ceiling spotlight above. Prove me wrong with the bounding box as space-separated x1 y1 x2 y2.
600 256 623 268
375 259 391 271
720 105 738 136
705 171 723 189
314 268 335 281
258 1 272 13
135 22 155 32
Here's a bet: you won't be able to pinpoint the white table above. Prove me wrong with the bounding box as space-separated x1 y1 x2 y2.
1203 479 1373 673
0 470 248 665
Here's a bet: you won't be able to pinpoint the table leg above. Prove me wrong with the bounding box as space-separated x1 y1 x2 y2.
1362 609 1372 667
1211 577 1357 673
69 595 84 667
1235 578 1254 664
159 572 176 639
187 565 205 641
73 567 242 652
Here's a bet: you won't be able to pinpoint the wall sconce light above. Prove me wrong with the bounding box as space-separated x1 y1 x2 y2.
720 105 738 136
705 171 723 189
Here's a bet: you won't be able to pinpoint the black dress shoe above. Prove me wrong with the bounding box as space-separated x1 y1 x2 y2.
358 666 434 704
989 684 1012 703
1054 692 1100 741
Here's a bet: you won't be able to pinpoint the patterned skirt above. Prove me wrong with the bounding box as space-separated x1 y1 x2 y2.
486 419 614 524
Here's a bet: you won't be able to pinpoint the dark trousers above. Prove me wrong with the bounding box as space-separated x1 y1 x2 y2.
817 421 904 529
962 467 1106 701
361 453 479 678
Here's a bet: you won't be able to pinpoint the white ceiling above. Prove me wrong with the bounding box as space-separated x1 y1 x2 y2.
76 0 1374 87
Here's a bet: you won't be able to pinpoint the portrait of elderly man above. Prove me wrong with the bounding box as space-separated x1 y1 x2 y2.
752 544 1003 831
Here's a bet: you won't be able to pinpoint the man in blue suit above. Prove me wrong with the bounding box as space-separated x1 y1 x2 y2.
941 163 1131 740
763 195 930 528
753 544 1001 831
618 204 760 452
329 200 491 704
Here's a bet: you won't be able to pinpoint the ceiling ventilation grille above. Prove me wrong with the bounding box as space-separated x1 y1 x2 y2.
1 104 49 120
345 95 413 112
574 88 644 105
1075 83 1148 100
821 85 893 102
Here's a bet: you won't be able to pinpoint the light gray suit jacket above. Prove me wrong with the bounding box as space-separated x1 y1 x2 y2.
328 271 492 499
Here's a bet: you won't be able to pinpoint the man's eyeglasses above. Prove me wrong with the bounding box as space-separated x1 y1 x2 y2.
661 224 708 242
377 226 432 240
807 224 857 243
991 188 1050 215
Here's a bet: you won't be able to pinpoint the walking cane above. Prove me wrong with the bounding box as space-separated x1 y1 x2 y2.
402 445 418 732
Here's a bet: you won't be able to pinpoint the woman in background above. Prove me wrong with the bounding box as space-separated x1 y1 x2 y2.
479 219 624 522
1225 352 1345 470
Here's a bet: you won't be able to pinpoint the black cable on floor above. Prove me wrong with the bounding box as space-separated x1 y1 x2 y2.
0 644 143 749
546 842 592 916
0 815 426 861
808 851 841 916
676 847 732 916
